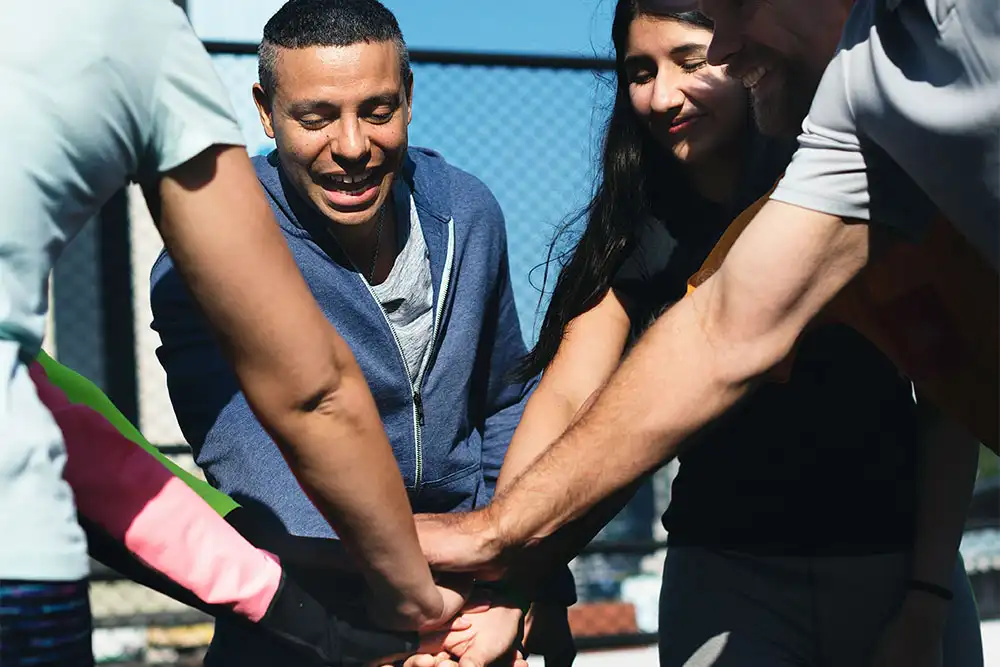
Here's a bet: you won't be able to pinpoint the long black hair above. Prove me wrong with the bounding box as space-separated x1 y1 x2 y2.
516 2 715 380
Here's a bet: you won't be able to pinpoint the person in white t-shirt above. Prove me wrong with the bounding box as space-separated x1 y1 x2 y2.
0 1 469 664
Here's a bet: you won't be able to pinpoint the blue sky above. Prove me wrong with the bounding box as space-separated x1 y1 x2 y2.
188 0 617 57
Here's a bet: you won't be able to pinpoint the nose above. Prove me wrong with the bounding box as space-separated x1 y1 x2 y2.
649 71 686 117
706 13 742 67
330 115 370 163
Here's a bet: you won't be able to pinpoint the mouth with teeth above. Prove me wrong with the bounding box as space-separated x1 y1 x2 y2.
740 66 768 90
320 169 381 209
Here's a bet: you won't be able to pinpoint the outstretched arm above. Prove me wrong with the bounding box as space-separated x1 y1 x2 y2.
491 202 870 554
30 358 427 665
422 202 871 571
495 290 630 493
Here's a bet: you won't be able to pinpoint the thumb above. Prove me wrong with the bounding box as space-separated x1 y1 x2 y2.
459 645 513 667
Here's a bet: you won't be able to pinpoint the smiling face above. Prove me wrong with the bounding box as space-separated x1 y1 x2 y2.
253 40 412 229
624 13 748 165
700 0 850 136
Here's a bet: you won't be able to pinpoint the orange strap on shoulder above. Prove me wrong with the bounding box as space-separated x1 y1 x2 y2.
685 191 998 453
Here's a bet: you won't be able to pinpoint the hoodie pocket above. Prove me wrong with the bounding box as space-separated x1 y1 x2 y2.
413 462 482 514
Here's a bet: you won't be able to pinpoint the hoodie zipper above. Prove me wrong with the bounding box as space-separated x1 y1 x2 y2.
357 217 455 492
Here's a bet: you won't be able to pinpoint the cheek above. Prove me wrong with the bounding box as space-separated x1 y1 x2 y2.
703 80 748 130
628 86 652 122
747 11 801 60
274 124 327 166
382 123 408 151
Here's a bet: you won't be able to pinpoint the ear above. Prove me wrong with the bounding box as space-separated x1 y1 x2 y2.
252 83 276 139
405 71 414 125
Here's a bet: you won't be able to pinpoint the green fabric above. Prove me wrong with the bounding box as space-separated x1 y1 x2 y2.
35 349 239 517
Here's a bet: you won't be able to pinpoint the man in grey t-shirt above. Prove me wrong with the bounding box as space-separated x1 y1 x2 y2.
415 0 996 661
771 0 999 269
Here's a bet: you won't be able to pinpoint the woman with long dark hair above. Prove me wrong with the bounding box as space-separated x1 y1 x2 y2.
496 2 983 665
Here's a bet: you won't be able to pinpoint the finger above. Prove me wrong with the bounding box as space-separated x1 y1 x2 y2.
457 647 510 667
444 635 476 658
417 618 471 654
450 616 473 631
401 655 438 667
439 628 477 656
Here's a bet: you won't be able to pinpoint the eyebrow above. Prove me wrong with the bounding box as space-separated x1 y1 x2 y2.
287 93 400 115
670 43 707 58
623 42 707 65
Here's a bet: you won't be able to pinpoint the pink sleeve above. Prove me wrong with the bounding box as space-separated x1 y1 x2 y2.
30 363 282 623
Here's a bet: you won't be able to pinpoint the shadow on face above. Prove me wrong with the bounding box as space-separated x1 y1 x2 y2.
699 0 852 136
624 13 748 164
252 40 413 230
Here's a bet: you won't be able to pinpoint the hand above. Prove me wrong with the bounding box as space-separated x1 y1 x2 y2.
427 574 476 631
869 593 948 667
440 602 526 667
414 511 506 579
380 603 527 667
366 575 473 632
524 602 576 667
368 615 474 667
394 653 458 667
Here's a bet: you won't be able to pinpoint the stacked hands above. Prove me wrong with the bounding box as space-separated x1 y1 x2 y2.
367 509 558 667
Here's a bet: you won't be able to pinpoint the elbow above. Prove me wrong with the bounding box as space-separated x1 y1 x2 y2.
293 354 376 419
711 327 800 391
245 351 352 419
696 286 802 389
296 373 345 414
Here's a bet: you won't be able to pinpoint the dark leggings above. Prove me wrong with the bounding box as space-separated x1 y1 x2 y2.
658 549 983 667
0 579 93 666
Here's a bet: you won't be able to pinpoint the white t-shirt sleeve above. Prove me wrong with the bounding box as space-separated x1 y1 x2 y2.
770 46 872 222
145 4 246 174
771 0 935 241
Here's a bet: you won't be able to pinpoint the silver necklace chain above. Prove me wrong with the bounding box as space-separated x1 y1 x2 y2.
327 207 385 283
367 207 385 283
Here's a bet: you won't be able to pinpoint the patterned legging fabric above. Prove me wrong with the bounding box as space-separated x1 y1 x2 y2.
0 579 93 666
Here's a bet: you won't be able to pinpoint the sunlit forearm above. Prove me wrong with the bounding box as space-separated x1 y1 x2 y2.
496 390 582 495
489 202 871 548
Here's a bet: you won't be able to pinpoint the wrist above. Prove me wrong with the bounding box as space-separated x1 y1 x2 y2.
476 580 532 616
478 503 509 565
905 577 953 601
367 584 444 631
900 588 950 633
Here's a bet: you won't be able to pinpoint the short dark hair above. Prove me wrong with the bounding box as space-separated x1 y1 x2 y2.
258 0 411 97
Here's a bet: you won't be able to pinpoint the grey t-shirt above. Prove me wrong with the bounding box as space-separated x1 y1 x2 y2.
371 194 434 385
0 0 245 581
771 0 999 269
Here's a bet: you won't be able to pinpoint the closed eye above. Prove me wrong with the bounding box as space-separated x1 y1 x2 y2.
299 116 330 130
361 96 401 124
624 55 656 85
